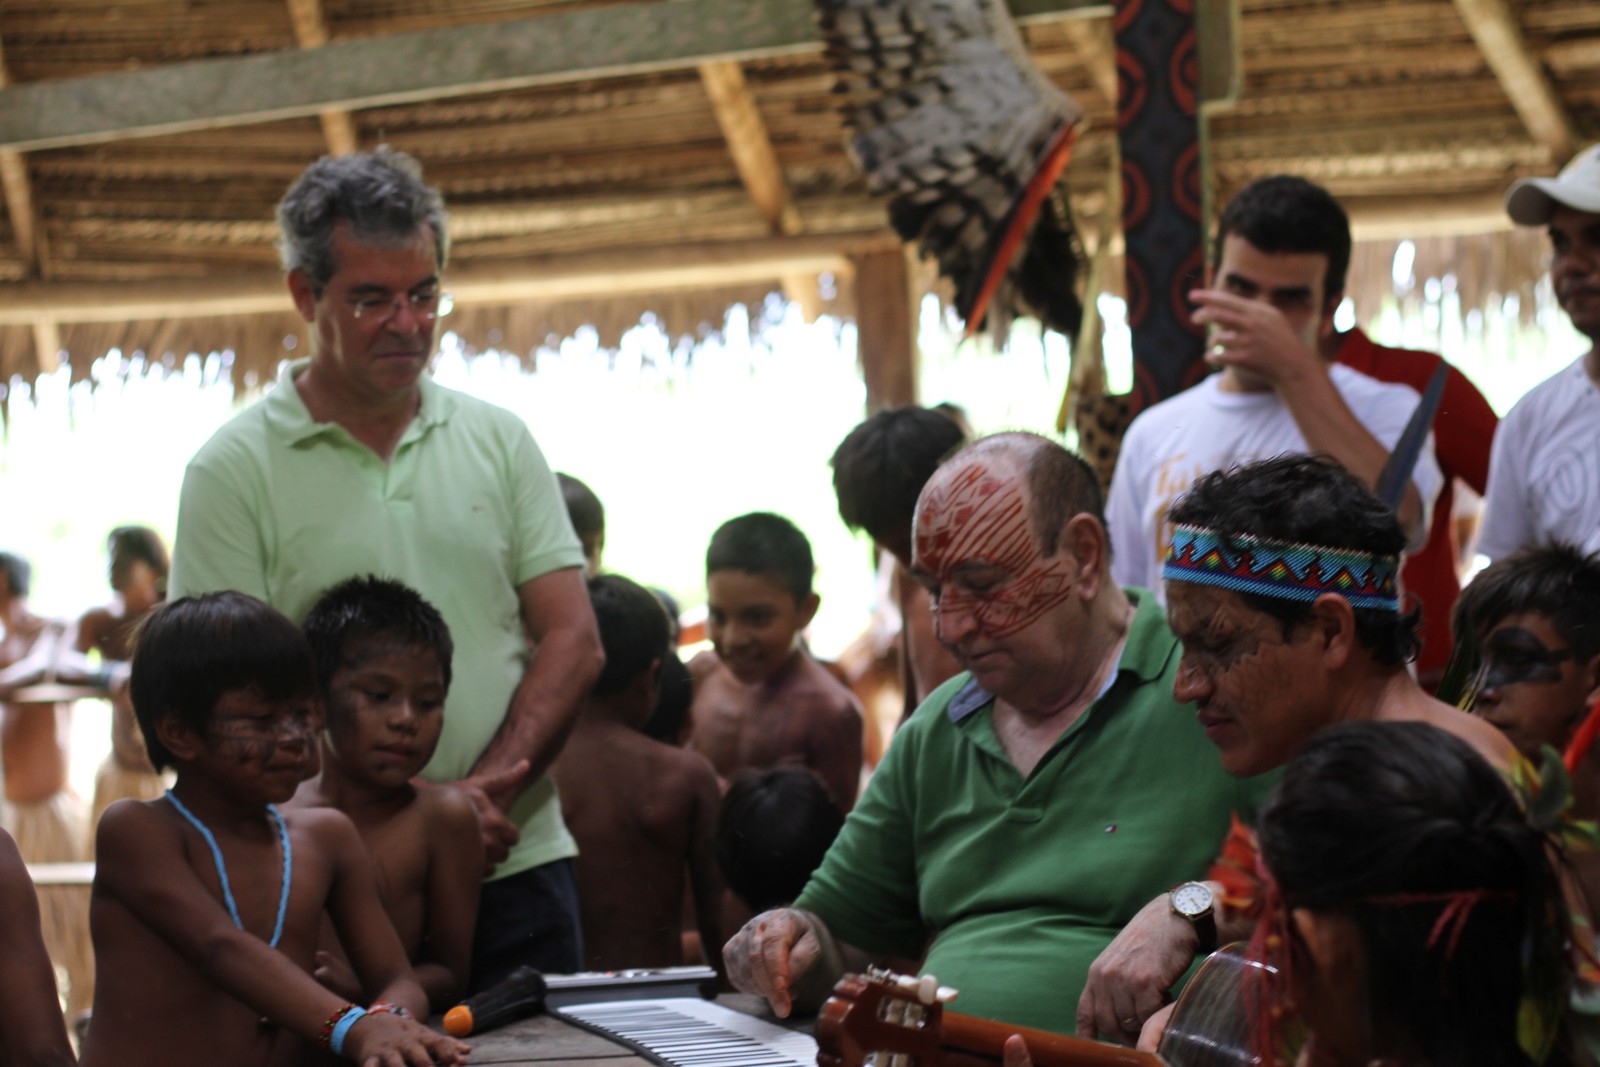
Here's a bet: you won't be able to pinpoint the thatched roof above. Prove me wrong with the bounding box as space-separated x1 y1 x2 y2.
0 0 1595 387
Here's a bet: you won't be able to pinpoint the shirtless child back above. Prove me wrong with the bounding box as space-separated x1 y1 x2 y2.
0 824 74 1066
82 592 467 1067
289 577 484 1012
688 513 863 812
552 574 723 972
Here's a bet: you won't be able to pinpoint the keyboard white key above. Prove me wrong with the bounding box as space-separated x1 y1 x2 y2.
554 998 818 1067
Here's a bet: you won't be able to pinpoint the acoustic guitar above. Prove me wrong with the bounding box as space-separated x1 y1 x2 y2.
816 944 1276 1067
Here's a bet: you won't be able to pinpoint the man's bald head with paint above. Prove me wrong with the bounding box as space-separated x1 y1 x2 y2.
910 433 1123 709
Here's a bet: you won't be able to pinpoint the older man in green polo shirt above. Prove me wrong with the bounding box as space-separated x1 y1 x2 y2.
168 148 604 992
723 433 1266 1036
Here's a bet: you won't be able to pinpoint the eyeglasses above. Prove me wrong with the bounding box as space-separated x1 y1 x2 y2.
346 287 455 325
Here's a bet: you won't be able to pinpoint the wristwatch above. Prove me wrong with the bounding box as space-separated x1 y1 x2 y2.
1169 881 1218 954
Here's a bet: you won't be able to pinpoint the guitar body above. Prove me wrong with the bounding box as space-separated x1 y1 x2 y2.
1157 945 1282 1067
816 945 1276 1067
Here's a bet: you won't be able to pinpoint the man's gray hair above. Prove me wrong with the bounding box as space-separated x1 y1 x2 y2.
276 146 449 292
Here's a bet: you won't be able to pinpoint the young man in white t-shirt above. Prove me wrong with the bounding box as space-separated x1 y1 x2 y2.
1479 144 1600 561
1106 176 1441 597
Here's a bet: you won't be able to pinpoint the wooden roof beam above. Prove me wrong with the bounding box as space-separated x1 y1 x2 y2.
0 36 40 277
1347 192 1514 239
285 0 359 156
0 150 37 275
0 232 899 326
31 315 61 372
1450 0 1578 162
699 60 801 236
1056 17 1116 106
0 0 1106 152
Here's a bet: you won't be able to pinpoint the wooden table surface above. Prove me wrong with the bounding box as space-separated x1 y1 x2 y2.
449 994 808 1066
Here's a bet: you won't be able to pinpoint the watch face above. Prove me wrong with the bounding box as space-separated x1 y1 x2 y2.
1172 882 1213 917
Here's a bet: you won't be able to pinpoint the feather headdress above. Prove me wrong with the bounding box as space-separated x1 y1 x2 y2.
816 0 1087 339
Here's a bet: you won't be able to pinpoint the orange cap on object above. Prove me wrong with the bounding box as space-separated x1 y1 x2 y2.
443 1005 474 1037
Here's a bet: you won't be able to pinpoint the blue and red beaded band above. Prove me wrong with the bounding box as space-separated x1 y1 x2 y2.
1162 524 1400 611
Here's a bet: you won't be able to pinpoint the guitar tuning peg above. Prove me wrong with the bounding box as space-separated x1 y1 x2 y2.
918 975 938 1005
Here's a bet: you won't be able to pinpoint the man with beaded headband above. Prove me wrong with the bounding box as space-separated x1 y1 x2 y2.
1076 453 1512 1044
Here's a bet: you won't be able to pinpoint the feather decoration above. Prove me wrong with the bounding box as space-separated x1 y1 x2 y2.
816 0 1087 339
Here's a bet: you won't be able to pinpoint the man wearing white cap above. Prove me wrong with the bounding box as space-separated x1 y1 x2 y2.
1480 146 1600 560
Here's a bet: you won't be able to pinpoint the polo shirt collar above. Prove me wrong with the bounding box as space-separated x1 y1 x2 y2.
263 357 453 446
946 587 1174 723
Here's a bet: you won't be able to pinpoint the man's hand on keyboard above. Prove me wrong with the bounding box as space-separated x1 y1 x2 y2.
722 908 824 1018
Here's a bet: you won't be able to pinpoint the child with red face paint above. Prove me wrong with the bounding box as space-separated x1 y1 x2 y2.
83 591 468 1067
688 513 864 813
289 576 484 1014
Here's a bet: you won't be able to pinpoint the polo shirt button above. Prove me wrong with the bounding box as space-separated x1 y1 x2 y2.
1005 806 1043 823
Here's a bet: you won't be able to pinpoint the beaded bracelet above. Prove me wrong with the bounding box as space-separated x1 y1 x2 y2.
327 1005 369 1057
319 1004 357 1048
368 1002 414 1021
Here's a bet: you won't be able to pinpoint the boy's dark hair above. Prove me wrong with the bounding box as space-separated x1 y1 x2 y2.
558 473 606 543
1166 453 1420 666
714 767 844 912
107 525 170 585
588 574 671 698
1260 721 1567 1067
301 575 455 697
831 407 967 546
0 552 31 598
641 650 693 744
1214 175 1352 304
129 592 318 772
1020 437 1105 555
706 513 814 603
1454 543 1600 662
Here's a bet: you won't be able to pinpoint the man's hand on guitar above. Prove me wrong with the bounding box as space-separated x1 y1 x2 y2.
723 908 824 1018
1076 893 1197 1044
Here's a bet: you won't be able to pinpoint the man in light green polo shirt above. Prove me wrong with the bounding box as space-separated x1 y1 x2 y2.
723 434 1265 1036
169 148 604 991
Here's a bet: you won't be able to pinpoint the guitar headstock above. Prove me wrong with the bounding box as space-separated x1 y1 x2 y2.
816 968 962 1067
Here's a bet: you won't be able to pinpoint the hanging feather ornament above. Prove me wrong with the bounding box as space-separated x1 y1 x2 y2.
817 0 1087 339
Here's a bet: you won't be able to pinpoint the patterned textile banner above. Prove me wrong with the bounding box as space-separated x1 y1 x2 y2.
1114 0 1208 411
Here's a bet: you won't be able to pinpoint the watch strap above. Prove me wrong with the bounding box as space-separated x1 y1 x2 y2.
1191 910 1218 954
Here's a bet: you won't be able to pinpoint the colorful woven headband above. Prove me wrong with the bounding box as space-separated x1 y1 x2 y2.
1162 524 1401 611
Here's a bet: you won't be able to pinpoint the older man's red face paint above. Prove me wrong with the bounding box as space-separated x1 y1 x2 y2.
913 462 1074 639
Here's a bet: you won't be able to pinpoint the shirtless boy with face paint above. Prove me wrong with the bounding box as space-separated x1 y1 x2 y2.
83 592 468 1067
1454 542 1600 912
1456 544 1600 763
722 434 1260 1035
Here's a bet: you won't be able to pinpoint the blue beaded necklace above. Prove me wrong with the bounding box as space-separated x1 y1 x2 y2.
166 790 292 948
